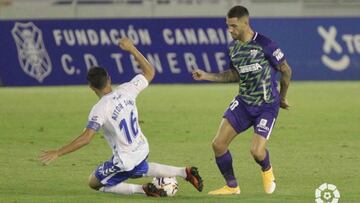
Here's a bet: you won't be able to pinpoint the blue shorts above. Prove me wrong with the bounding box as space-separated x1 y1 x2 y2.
223 96 279 139
94 157 149 186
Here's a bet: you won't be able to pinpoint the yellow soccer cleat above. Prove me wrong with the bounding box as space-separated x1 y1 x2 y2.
208 185 241 195
262 166 276 194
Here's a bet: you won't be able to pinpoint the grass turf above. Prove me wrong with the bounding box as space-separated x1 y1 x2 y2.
0 82 359 202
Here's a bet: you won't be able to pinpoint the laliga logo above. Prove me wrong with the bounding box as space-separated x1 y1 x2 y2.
11 22 52 83
315 183 340 203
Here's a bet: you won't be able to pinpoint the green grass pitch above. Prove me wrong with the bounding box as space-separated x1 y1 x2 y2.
0 82 359 203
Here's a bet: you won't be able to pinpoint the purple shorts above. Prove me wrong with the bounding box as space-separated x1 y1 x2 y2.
223 96 279 139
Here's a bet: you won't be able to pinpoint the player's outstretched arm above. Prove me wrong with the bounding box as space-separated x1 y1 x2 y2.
39 128 96 165
278 60 292 110
192 69 239 82
119 37 155 83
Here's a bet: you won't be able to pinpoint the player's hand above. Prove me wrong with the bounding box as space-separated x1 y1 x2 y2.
192 69 207 81
119 37 136 52
39 150 59 165
280 98 290 110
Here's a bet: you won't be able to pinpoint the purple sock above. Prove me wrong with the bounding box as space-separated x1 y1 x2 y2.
255 149 271 171
215 150 238 188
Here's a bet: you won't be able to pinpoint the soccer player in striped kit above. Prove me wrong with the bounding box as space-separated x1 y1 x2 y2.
192 5 292 195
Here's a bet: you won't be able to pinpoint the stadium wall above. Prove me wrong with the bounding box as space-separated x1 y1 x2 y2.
0 17 359 86
1 0 360 19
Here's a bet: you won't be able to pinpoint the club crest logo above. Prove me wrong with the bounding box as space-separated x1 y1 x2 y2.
250 49 258 59
11 22 52 82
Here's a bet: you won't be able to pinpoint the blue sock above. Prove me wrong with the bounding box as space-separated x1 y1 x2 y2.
215 150 238 188
255 149 271 171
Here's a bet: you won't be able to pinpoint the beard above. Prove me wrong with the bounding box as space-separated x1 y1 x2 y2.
231 33 240 40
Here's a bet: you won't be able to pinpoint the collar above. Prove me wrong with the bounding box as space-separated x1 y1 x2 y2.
252 32 258 41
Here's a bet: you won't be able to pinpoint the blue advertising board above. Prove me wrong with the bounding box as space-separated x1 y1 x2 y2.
0 17 359 86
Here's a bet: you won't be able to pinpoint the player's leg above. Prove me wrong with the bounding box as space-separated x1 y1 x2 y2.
209 97 253 195
146 162 186 178
145 163 203 192
88 172 103 190
208 118 240 195
251 133 276 194
89 158 166 197
88 160 146 195
250 134 270 171
88 171 146 195
252 113 278 194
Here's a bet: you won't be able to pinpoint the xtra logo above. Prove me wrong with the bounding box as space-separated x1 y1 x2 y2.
318 25 359 72
11 22 52 82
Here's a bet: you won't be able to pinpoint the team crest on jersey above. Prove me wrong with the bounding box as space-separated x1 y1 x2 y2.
11 22 52 83
250 49 258 58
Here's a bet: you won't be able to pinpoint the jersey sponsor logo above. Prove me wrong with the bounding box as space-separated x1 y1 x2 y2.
11 22 52 83
236 63 263 73
272 48 284 61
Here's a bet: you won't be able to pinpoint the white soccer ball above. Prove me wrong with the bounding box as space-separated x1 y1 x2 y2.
152 177 179 197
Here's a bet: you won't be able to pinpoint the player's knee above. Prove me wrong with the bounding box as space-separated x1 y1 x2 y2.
88 182 99 190
250 147 263 159
88 174 101 190
212 140 226 154
211 140 220 151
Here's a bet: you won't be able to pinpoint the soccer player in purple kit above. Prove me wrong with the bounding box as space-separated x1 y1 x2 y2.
192 5 292 195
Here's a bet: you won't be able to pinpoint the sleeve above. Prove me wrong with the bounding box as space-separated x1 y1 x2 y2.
86 104 105 132
228 40 237 70
116 74 149 99
263 40 286 69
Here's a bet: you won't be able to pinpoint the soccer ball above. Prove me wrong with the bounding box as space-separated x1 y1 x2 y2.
152 177 179 197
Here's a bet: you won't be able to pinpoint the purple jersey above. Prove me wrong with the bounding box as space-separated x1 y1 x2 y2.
229 32 285 106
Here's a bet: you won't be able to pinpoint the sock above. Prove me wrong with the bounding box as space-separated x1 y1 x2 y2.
145 162 187 178
100 182 144 195
254 149 271 171
215 150 238 188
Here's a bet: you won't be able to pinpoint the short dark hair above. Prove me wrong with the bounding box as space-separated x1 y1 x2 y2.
227 5 249 18
87 66 109 89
